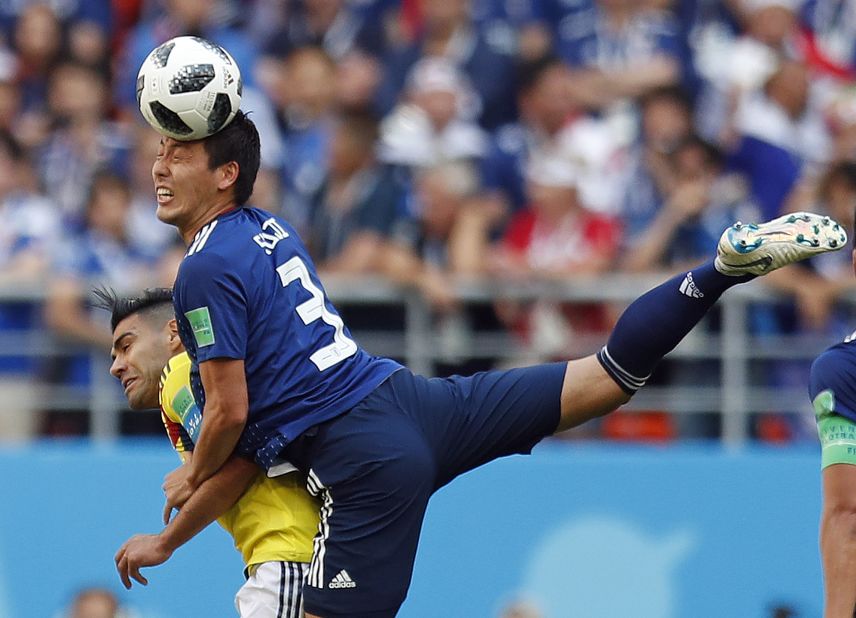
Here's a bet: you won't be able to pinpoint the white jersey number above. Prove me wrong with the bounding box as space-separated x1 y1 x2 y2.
276 256 358 371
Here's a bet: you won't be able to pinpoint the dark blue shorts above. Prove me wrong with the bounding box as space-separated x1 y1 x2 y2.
284 362 565 617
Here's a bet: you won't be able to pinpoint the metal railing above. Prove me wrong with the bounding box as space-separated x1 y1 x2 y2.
0 274 848 446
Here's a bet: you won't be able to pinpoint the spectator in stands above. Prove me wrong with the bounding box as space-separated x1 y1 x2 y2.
491 152 621 359
44 171 158 399
306 110 405 274
67 14 112 76
37 62 132 224
481 55 576 214
621 135 755 273
765 161 856 333
12 4 64 150
692 0 801 145
557 0 683 114
471 0 549 61
260 0 388 60
275 46 339 233
378 57 488 168
0 50 19 130
621 86 694 248
820 86 856 163
729 59 830 221
0 131 60 441
257 0 389 114
376 0 517 130
0 132 58 284
0 0 110 42
382 160 486 308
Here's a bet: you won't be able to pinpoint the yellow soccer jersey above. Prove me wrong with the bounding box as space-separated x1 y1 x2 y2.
159 352 319 567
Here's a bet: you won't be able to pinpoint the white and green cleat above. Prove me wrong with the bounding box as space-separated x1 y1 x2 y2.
715 211 847 276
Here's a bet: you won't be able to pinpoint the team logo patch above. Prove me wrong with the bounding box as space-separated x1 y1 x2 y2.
185 306 215 347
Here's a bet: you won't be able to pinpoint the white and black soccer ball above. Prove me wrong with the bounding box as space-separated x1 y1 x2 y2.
136 36 242 141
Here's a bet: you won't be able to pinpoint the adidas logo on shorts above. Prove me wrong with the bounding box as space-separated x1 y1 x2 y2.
328 569 357 589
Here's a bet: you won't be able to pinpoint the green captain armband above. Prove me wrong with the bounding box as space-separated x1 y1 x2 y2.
814 389 856 469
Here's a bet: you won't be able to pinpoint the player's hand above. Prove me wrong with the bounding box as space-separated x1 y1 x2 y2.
162 464 196 524
114 533 172 589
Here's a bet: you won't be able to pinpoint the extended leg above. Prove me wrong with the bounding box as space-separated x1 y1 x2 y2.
557 212 847 431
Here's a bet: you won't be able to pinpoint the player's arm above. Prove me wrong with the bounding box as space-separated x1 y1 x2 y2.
169 253 251 507
810 349 856 617
820 463 856 617
162 358 248 512
115 455 257 589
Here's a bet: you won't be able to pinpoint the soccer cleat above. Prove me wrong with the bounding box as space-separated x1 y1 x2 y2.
714 212 847 276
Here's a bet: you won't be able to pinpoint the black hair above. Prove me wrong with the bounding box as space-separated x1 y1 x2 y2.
337 109 380 145
639 85 693 115
821 160 856 195
202 110 261 207
515 54 566 96
92 287 174 332
0 129 25 163
817 161 856 242
673 134 724 170
85 168 130 204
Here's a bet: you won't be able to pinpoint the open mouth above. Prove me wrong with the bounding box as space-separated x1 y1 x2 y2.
156 188 174 204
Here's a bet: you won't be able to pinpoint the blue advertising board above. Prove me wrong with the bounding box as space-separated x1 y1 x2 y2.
0 442 823 617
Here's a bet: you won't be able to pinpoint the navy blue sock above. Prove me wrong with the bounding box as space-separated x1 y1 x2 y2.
597 261 754 394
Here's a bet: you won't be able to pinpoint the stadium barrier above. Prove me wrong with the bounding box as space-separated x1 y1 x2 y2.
0 274 851 444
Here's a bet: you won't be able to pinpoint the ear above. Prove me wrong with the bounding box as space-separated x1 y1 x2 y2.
217 161 240 193
167 318 183 354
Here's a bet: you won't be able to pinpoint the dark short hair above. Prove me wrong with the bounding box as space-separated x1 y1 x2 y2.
202 110 261 206
92 287 174 332
673 134 724 170
0 130 24 162
336 109 379 146
818 161 856 242
639 85 693 115
516 54 566 96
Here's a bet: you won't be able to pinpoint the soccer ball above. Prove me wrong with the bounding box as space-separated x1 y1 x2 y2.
136 36 242 141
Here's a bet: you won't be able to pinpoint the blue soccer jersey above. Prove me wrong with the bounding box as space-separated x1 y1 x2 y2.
173 207 402 468
809 331 856 423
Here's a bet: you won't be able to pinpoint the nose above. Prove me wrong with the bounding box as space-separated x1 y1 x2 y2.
152 156 168 180
110 356 124 379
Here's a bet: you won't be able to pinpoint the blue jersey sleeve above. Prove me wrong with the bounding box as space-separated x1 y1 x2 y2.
175 252 249 363
810 344 856 422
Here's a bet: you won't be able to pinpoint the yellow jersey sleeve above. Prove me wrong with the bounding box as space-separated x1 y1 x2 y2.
158 352 319 566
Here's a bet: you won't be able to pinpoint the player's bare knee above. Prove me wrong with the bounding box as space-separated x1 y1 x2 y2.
556 357 632 433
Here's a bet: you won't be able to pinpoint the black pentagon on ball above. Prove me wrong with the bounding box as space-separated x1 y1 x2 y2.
149 101 193 136
151 41 175 68
169 64 216 94
207 93 233 134
190 37 232 65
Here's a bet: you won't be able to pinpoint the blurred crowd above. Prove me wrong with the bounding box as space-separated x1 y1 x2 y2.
1 0 855 441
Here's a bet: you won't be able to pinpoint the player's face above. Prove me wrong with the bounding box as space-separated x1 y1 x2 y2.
109 314 172 410
152 137 222 233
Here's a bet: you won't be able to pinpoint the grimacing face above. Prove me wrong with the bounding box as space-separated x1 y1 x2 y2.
152 137 222 233
109 313 173 410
